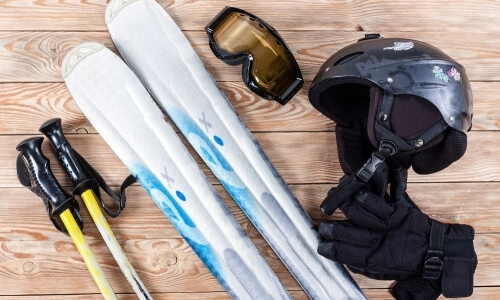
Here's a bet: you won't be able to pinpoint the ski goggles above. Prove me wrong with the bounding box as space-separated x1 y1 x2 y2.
206 7 303 105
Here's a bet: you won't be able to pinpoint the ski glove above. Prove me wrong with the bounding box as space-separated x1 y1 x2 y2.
317 168 477 298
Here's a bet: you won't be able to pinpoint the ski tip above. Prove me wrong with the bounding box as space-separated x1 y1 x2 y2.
105 0 139 24
61 42 105 78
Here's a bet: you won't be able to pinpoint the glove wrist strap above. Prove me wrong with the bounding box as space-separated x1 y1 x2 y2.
423 220 446 279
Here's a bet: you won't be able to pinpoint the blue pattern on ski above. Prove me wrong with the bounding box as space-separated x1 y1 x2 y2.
131 165 228 289
170 109 264 222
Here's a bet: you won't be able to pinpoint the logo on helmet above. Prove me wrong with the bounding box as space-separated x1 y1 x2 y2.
383 41 414 51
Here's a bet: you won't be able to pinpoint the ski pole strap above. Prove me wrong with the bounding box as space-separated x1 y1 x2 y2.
73 150 136 218
423 220 445 279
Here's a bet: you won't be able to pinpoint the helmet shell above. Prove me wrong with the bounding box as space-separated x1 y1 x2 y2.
309 36 472 133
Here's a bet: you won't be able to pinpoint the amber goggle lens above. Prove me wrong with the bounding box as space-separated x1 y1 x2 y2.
212 12 299 100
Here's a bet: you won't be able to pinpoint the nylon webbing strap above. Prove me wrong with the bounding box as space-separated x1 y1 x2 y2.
375 122 413 151
378 91 394 130
423 220 446 279
73 150 136 218
375 90 449 152
407 119 448 146
375 118 448 152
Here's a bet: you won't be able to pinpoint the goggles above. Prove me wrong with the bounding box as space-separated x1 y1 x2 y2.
206 7 303 105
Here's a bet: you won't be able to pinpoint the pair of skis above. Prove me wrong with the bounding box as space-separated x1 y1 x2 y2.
62 0 366 298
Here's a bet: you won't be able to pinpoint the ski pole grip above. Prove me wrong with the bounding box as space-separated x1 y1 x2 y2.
16 137 74 216
40 118 93 196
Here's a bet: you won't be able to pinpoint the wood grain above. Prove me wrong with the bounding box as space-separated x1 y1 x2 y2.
1 31 500 83
1 81 499 134
2 131 500 188
0 0 499 33
1 0 498 298
2 182 499 243
0 233 497 295
0 288 499 299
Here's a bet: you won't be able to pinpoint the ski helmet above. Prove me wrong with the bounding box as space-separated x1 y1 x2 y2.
309 34 472 175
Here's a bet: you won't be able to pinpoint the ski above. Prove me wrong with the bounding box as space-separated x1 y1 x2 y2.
61 42 291 300
105 0 366 299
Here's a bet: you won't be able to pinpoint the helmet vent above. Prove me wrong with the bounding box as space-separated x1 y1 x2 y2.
334 52 363 66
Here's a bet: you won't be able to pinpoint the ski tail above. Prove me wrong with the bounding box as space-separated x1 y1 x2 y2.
62 42 291 300
105 0 366 299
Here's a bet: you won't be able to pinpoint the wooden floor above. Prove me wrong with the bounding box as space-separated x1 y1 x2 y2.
1 0 499 299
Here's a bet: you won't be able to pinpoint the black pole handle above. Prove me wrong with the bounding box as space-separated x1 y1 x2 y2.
39 118 132 218
16 137 75 216
39 118 93 196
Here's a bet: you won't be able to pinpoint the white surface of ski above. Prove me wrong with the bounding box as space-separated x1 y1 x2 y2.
62 42 291 300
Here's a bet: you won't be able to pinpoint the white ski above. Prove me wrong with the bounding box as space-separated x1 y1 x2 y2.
105 0 366 299
62 42 292 300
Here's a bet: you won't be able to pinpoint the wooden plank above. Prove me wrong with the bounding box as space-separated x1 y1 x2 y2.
0 32 112 83
0 238 231 295
0 0 498 33
0 82 332 134
2 131 500 188
0 81 498 134
1 31 500 83
0 287 498 299
1 181 499 242
0 233 496 295
0 0 498 299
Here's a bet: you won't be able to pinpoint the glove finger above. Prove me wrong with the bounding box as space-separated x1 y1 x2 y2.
320 174 363 215
392 277 441 300
342 189 409 230
318 220 378 246
318 238 372 267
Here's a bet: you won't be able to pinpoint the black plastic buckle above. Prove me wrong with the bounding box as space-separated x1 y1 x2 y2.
355 151 386 183
423 255 444 279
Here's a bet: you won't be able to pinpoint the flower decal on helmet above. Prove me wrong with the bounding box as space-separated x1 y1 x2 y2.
433 66 450 83
433 66 462 83
446 67 461 81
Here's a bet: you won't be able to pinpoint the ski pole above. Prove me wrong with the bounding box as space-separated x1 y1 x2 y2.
16 137 117 300
40 118 152 300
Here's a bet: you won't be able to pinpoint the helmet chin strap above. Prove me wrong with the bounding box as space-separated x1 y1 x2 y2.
355 140 397 182
320 140 397 215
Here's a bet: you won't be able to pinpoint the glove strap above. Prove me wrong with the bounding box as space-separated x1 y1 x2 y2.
423 220 446 279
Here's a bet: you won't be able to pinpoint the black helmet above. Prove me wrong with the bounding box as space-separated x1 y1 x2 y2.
309 34 472 175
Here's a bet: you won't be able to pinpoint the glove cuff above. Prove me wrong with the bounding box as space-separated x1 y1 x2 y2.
423 221 476 298
442 223 476 298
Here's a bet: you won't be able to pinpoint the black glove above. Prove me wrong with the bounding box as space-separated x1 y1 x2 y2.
317 168 477 298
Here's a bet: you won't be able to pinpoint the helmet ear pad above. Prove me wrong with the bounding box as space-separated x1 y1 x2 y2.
366 86 468 174
411 128 467 174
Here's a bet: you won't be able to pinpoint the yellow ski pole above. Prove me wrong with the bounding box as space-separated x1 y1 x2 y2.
16 137 118 300
40 118 152 300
